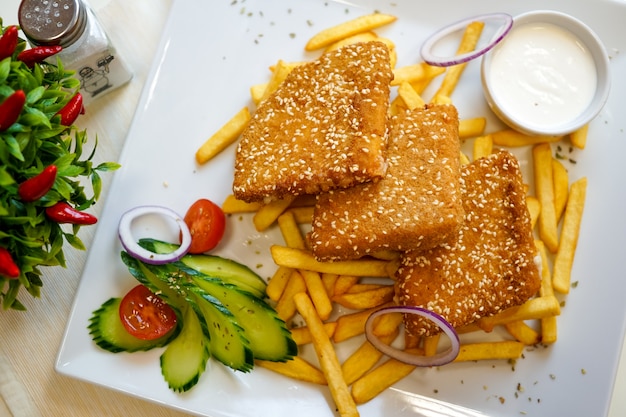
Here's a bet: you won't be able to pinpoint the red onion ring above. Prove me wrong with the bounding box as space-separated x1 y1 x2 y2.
420 13 513 67
118 205 191 265
365 306 460 367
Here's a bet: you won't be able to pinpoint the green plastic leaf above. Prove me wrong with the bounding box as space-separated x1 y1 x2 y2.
20 108 52 128
4 135 24 161
96 161 122 172
91 171 102 200
0 166 15 186
26 86 46 104
0 58 10 83
65 233 86 250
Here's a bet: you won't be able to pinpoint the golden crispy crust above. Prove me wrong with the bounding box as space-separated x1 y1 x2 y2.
232 41 393 203
309 104 463 261
395 151 541 336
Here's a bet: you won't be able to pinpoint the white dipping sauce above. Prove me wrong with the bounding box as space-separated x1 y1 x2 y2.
488 22 597 129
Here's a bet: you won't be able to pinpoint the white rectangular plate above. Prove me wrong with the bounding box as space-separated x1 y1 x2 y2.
56 0 626 416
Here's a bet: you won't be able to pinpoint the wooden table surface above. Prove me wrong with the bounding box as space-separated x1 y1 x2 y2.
0 0 624 416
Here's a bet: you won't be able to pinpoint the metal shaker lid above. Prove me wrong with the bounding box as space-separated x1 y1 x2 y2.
18 0 87 47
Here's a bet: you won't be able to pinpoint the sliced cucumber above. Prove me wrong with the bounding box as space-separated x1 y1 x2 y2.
139 238 267 299
139 260 255 373
120 251 186 309
189 287 255 373
192 274 297 362
160 304 209 392
89 297 174 353
117 247 296 383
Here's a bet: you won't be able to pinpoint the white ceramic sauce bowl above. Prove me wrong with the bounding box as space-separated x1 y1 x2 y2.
481 10 611 137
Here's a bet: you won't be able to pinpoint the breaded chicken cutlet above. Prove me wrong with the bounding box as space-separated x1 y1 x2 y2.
395 151 541 336
309 104 464 261
232 41 393 203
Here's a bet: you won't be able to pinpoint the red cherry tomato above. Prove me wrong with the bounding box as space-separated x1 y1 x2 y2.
183 198 226 254
119 285 177 340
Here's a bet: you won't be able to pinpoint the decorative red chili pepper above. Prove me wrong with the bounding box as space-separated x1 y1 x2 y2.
0 25 18 61
56 93 84 126
45 202 98 225
18 165 58 202
0 247 20 279
17 45 63 68
0 90 26 132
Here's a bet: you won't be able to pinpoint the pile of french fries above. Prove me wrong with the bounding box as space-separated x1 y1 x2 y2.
195 12 588 417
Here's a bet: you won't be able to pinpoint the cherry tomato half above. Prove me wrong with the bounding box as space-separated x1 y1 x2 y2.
183 198 226 254
119 284 177 340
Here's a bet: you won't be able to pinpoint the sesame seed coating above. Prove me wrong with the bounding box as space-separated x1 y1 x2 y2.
395 151 541 337
233 41 393 203
309 104 464 261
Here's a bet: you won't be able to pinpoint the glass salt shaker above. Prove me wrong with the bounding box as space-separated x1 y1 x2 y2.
18 0 133 105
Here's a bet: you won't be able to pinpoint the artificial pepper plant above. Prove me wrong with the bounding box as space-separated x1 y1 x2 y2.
0 19 120 310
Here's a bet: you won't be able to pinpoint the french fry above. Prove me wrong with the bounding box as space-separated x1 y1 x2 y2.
370 250 400 261
250 83 267 106
253 196 296 232
472 134 493 160
351 348 423 405
423 333 441 357
260 60 298 101
392 64 426 86
256 356 327 385
460 151 471 165
385 257 401 279
459 117 487 140
345 283 387 293
266 265 293 302
389 94 408 116
332 285 394 310
290 322 337 345
334 275 361 296
277 210 306 249
454 341 524 362
410 64 446 93
570 123 589 149
504 321 541 345
404 332 421 350
431 94 453 105
535 240 558 344
300 269 333 321
270 245 390 277
286 206 314 224
478 296 561 332
342 329 399 385
552 158 569 222
305 13 398 51
196 107 251 164
553 177 587 294
397 82 425 110
294 293 359 417
275 270 307 321
533 143 559 253
324 31 378 52
455 322 482 334
491 129 562 147
221 194 263 214
526 196 541 230
541 315 558 344
333 304 393 343
431 21 484 100
371 311 403 337
322 273 339 297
